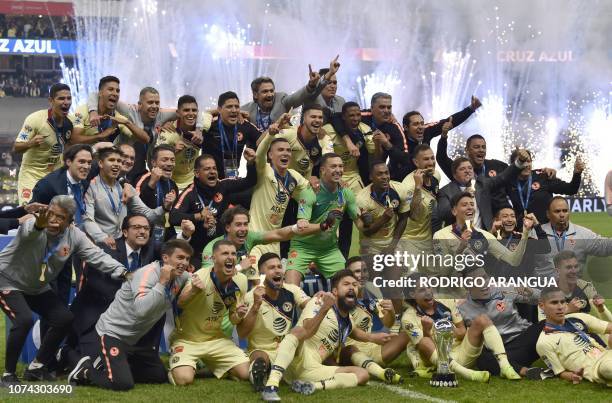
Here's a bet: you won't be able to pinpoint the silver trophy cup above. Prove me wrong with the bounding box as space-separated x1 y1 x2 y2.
430 319 458 387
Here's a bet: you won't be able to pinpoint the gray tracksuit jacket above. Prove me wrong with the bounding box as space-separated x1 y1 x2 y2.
0 219 125 295
96 261 188 346
84 175 165 243
534 221 612 277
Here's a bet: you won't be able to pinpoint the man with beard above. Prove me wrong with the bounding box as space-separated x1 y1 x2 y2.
534 197 612 278
242 56 340 131
286 153 364 286
169 241 250 386
432 192 533 279
262 270 391 401
435 149 530 231
506 150 583 226
0 196 128 385
170 150 257 269
156 95 203 191
342 258 405 384
549 250 611 322
238 253 311 391
324 102 376 257
315 67 345 117
86 87 208 182
247 118 316 278
14 83 76 204
403 272 518 381
84 147 173 250
201 206 322 279
203 91 260 180
135 145 180 241
400 144 441 273
62 214 161 372
68 239 192 390
536 287 612 386
71 76 148 145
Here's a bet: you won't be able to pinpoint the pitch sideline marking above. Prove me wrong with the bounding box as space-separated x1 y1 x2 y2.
373 382 457 403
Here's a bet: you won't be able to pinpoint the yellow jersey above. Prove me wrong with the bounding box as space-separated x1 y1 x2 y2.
537 313 608 376
356 181 410 253
243 283 310 353
402 170 441 240
276 126 334 179
73 104 133 143
155 121 201 191
249 132 316 232
401 299 463 346
172 268 248 343
323 122 374 193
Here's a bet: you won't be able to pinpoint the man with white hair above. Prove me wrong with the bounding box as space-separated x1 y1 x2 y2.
0 196 128 385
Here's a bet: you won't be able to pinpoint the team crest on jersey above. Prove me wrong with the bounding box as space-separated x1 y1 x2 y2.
110 347 120 357
58 245 70 257
237 132 244 142
310 147 319 157
171 356 180 364
214 193 223 203
282 302 293 313
531 182 541 190
287 182 295 193
273 317 288 333
391 199 399 208
572 320 585 331
21 188 31 200
473 240 484 250
65 130 72 140
488 170 497 177
508 241 518 252
289 250 298 259
24 125 33 132
496 301 506 312
568 237 576 246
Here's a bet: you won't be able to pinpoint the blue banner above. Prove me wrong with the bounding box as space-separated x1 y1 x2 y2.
0 38 76 56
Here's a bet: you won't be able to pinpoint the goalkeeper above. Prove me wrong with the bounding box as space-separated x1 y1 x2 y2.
285 153 368 286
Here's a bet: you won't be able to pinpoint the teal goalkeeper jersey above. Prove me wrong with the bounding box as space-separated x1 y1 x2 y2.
201 231 265 268
294 183 359 249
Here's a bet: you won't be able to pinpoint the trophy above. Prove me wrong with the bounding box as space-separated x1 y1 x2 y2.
430 319 458 387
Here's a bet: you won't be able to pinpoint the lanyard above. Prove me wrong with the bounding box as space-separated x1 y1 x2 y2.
43 239 62 264
479 163 486 177
70 182 86 218
210 270 240 304
156 180 169 208
100 179 123 215
320 182 344 206
552 230 567 251
256 106 271 131
545 320 591 345
332 305 352 346
218 119 238 163
47 110 67 151
273 167 290 194
516 175 533 212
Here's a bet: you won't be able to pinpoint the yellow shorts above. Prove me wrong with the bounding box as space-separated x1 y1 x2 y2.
17 174 39 204
286 346 338 383
169 338 249 378
450 336 483 369
247 243 280 280
345 340 384 365
585 349 612 386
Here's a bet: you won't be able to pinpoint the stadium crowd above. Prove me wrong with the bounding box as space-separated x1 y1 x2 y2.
0 14 75 40
0 54 612 401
